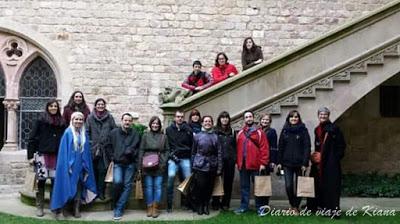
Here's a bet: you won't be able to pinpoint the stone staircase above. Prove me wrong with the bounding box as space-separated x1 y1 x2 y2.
160 0 400 133
227 38 400 130
160 1 400 198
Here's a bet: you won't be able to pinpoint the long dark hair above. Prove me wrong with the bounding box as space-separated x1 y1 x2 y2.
66 90 89 110
216 111 231 129
43 99 64 126
284 110 303 126
148 116 162 133
242 37 259 53
215 52 229 66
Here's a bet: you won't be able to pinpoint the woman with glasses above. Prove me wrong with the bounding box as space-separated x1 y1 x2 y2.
211 52 238 85
276 110 311 215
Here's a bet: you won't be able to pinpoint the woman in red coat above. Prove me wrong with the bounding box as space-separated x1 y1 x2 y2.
211 52 238 85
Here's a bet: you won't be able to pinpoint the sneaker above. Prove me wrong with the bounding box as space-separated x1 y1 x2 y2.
113 210 123 220
234 207 248 215
113 215 122 221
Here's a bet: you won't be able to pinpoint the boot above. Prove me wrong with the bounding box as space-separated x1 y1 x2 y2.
152 203 160 218
197 204 204 215
167 201 172 213
73 200 81 218
146 204 153 217
35 189 45 217
203 204 210 215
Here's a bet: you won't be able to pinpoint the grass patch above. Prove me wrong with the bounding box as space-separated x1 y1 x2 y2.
1 210 399 224
342 173 400 197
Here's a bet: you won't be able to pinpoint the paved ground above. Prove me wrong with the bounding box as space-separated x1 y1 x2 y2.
0 195 398 221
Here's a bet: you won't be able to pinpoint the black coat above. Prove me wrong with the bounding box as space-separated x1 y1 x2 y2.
106 127 141 165
166 122 193 159
27 118 66 159
278 123 311 167
215 126 236 161
308 121 346 211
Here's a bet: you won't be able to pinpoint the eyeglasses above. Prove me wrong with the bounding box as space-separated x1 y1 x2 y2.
218 57 225 60
175 116 184 118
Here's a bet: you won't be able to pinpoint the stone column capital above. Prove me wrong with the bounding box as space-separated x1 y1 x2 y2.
3 99 19 111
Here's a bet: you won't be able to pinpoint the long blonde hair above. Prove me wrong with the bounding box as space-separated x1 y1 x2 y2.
69 111 86 151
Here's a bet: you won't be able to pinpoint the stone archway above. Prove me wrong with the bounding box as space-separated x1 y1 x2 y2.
0 19 71 151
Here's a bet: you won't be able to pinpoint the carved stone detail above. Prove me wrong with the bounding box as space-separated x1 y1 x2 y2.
382 44 400 56
1 36 28 66
332 71 351 81
297 86 315 97
365 54 384 65
314 78 333 89
3 99 19 111
280 95 297 106
347 61 367 73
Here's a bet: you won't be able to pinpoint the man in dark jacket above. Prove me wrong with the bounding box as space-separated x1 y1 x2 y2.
307 107 346 216
235 111 269 215
106 113 140 220
165 110 193 212
181 60 213 94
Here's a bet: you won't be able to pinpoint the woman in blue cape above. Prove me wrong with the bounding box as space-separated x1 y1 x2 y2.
51 111 97 218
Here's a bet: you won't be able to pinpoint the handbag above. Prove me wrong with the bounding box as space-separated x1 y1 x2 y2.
212 176 224 196
297 169 315 198
177 174 193 195
254 172 272 197
134 171 144 200
141 134 165 169
142 152 160 169
104 161 113 183
312 133 328 164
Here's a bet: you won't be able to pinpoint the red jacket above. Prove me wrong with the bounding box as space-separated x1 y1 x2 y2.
236 125 269 170
211 63 238 85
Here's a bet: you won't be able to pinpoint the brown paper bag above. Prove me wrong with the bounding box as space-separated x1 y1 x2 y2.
24 169 37 192
254 175 272 196
212 176 224 196
134 173 144 200
104 162 114 183
177 174 192 195
297 176 315 198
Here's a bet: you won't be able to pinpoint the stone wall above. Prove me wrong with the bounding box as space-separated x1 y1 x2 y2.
0 151 27 195
337 73 400 174
0 0 393 122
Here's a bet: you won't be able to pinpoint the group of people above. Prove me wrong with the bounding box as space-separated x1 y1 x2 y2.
181 37 264 94
25 36 345 220
27 87 346 221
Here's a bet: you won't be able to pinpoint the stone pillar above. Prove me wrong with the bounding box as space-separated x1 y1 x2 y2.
2 99 19 151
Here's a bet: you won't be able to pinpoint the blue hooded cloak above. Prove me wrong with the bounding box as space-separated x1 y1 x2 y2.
50 127 97 211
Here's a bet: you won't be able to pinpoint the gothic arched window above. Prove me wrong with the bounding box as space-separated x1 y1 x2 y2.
19 57 57 149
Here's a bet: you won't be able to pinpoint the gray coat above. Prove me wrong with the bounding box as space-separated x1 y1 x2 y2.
138 131 169 176
86 110 116 168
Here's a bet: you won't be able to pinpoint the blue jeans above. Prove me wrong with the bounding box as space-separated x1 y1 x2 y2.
239 168 267 210
167 159 191 206
113 163 136 217
144 175 163 205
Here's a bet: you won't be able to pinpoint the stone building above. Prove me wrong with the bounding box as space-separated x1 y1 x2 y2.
0 0 399 196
